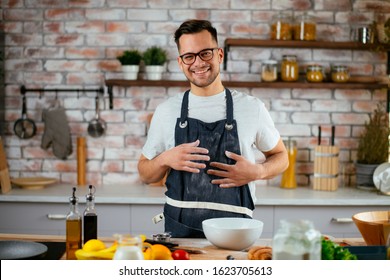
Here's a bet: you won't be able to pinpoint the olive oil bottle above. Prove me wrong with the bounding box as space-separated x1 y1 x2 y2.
83 185 97 244
66 187 82 260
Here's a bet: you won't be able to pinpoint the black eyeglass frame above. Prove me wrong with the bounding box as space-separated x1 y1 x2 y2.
179 48 220 65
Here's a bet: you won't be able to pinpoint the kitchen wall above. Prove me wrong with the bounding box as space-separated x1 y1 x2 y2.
1 0 389 187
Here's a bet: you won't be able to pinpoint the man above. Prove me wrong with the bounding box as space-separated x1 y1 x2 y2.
138 19 288 237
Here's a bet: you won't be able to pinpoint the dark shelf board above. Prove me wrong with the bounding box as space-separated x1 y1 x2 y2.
105 79 388 90
224 38 390 51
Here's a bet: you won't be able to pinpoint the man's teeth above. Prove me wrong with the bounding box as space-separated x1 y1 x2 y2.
194 68 209 74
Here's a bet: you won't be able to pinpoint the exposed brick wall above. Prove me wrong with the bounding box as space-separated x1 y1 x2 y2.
1 0 389 188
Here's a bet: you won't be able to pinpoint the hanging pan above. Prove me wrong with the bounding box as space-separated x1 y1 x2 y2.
87 95 106 138
14 95 37 139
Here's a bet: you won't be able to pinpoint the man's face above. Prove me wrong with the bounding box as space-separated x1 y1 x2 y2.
177 30 223 88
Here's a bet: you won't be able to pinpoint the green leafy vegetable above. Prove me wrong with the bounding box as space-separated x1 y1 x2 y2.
321 237 357 260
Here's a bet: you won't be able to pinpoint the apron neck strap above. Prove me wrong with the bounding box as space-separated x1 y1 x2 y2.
180 88 234 125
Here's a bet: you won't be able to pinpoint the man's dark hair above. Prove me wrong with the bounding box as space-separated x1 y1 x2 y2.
174 19 218 49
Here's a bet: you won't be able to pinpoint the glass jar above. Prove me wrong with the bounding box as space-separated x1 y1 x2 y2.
270 13 293 40
113 234 147 260
272 220 321 260
261 60 278 82
294 13 316 41
306 65 324 82
281 55 299 82
331 65 350 83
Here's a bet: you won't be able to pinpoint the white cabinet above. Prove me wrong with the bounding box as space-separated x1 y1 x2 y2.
0 202 132 237
273 205 387 238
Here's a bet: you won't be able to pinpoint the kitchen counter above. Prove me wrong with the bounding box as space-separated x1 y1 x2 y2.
0 233 366 260
0 183 389 206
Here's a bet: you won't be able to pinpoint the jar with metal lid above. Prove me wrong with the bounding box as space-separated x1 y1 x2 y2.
270 12 293 40
306 65 324 82
331 65 350 83
294 13 316 41
281 55 299 82
261 60 278 82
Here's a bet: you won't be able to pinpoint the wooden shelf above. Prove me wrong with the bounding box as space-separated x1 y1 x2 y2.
105 78 387 90
224 38 390 51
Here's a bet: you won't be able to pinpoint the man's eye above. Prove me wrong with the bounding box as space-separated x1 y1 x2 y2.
200 51 212 58
183 54 194 60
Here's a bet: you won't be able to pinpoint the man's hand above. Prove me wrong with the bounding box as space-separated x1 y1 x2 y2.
165 140 210 173
207 151 259 188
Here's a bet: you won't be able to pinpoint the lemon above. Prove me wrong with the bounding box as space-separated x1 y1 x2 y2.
151 244 172 260
82 239 106 252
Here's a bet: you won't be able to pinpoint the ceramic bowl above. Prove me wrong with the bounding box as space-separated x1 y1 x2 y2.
352 211 390 245
202 217 264 251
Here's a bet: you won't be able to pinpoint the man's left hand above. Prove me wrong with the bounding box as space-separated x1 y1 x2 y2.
207 151 259 188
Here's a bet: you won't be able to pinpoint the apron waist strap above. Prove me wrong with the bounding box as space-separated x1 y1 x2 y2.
166 196 253 217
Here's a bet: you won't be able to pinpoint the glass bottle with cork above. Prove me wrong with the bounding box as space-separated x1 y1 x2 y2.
66 187 82 260
83 185 97 244
280 139 297 188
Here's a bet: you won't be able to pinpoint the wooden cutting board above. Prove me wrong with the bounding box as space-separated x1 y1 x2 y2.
0 136 11 194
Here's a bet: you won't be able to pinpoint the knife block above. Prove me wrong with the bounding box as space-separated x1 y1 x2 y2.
313 145 339 191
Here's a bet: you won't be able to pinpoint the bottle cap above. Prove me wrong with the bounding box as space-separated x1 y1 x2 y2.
86 185 96 201
69 187 78 205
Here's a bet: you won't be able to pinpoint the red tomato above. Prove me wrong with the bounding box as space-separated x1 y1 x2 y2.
171 249 190 260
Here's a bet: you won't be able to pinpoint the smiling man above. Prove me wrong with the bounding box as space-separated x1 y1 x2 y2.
137 19 288 237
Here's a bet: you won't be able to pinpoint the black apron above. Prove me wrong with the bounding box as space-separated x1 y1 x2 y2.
164 89 255 237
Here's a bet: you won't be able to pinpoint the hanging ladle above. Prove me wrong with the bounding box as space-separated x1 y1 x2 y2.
14 94 37 139
87 95 106 138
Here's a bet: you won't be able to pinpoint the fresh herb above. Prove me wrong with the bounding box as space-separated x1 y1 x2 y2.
321 237 357 260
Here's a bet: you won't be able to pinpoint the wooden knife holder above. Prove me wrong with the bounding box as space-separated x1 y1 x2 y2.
313 145 339 191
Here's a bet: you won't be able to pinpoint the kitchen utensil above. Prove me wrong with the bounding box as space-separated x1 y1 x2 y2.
358 26 374 44
10 177 57 190
202 217 263 251
373 162 390 195
0 240 48 260
77 137 86 185
87 95 106 138
14 95 37 139
352 211 390 245
0 137 11 194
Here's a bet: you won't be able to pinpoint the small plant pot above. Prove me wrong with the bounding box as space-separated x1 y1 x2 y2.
145 65 165 80
122 65 139 80
355 163 379 191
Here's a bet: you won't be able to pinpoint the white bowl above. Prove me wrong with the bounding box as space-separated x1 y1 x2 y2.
202 217 264 251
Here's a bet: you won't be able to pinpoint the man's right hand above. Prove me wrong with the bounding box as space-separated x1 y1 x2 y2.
165 140 210 173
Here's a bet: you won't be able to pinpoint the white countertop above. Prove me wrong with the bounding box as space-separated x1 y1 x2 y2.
1 183 389 206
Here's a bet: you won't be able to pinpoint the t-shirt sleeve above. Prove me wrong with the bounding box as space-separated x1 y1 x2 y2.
141 104 176 160
255 102 280 152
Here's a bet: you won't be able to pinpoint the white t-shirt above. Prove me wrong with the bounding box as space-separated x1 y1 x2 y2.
142 89 280 203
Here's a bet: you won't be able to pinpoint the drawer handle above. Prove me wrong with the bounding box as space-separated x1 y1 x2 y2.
331 217 353 223
47 214 67 220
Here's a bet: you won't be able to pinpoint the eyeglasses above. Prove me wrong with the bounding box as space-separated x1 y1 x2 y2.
179 48 219 65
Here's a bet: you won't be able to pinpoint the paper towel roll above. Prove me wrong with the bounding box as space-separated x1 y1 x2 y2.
77 137 86 186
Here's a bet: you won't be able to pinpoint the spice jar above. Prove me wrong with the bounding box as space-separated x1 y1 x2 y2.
261 60 278 82
331 65 350 83
294 13 316 41
306 65 324 82
270 13 293 40
281 55 299 82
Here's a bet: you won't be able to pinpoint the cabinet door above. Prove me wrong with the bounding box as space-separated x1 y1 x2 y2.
274 206 387 238
130 205 164 236
252 206 274 238
0 202 132 236
0 202 68 235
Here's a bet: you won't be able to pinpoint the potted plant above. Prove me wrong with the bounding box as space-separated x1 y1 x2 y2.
117 50 142 80
355 102 389 190
142 46 168 80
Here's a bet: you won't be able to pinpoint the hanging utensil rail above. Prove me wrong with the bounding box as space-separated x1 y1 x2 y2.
20 85 104 96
